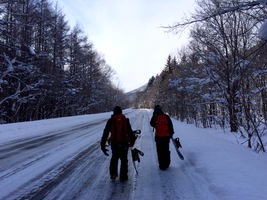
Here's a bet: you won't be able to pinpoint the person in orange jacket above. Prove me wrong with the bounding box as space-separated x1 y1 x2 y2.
150 105 174 170
101 106 135 181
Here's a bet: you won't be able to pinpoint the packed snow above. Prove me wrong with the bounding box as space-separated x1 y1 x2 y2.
0 109 266 200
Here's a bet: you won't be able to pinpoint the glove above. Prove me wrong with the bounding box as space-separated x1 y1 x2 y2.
101 146 109 156
101 142 109 156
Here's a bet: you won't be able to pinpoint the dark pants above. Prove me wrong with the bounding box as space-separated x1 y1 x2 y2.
155 136 170 169
110 144 128 179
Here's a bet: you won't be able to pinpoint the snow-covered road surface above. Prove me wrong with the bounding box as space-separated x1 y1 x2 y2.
0 109 266 200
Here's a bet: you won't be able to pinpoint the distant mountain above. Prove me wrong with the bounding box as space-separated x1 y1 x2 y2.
126 84 147 94
125 84 147 102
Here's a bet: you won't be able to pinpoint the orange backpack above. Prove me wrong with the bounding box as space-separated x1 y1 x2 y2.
109 114 128 143
155 114 169 137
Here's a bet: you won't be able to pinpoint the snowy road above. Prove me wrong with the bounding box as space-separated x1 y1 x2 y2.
0 109 266 200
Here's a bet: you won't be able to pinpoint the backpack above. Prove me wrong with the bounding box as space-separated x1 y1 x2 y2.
109 114 129 144
155 114 169 137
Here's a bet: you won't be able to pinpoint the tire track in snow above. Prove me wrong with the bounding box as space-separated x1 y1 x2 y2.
0 109 220 199
0 120 106 200
1 109 142 200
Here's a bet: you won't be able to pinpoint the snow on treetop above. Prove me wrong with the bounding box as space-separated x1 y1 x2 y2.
259 20 267 41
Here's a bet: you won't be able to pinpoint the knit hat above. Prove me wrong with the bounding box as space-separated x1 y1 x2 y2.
113 106 122 114
154 105 163 114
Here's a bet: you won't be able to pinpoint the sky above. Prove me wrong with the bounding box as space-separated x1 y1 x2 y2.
52 0 196 92
1 109 266 199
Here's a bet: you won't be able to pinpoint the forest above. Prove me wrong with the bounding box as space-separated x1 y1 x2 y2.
1 0 267 152
134 0 267 152
0 0 128 124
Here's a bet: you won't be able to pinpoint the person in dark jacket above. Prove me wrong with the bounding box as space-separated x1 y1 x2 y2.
101 106 135 181
150 105 174 170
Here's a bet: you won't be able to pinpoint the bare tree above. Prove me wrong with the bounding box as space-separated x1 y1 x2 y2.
0 0 127 123
167 0 267 150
